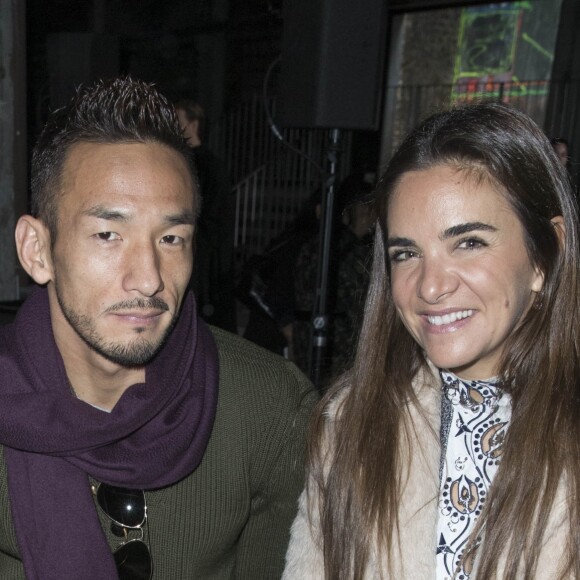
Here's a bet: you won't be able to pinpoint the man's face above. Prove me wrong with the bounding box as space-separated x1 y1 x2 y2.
46 141 196 369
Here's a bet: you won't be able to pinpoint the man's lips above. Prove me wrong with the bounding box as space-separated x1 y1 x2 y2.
110 310 166 324
105 298 170 325
105 298 169 314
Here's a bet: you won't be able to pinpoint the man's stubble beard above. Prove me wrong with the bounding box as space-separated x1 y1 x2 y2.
54 280 179 368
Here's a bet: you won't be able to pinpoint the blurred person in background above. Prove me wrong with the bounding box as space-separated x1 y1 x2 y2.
293 173 375 385
176 99 237 331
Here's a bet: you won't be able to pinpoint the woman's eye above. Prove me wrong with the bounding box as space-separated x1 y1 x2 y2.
457 237 487 250
96 232 120 241
389 249 417 262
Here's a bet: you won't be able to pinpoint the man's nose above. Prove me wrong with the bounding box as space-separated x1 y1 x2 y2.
122 241 164 297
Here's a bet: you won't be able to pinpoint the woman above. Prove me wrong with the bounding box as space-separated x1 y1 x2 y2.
283 101 580 579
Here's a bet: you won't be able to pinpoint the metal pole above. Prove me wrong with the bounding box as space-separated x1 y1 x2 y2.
308 128 342 389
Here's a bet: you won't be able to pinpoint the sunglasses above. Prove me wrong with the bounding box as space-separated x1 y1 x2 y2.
94 483 153 580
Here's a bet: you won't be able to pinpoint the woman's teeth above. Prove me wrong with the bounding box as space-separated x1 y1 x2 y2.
427 310 473 326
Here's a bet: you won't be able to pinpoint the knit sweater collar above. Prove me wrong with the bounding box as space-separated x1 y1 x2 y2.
0 286 219 579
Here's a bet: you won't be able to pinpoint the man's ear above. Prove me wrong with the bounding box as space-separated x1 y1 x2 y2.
15 216 54 285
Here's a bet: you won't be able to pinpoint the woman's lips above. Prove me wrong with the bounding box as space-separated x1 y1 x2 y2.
422 309 475 333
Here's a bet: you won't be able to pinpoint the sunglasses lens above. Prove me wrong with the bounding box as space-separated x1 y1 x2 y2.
114 540 152 580
97 485 146 528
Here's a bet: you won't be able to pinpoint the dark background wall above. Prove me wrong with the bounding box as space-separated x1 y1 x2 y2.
26 0 283 144
0 0 574 304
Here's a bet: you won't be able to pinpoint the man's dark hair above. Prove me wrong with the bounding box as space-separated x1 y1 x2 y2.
31 76 194 241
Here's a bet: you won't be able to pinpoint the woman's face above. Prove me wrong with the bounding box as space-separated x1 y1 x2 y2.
386 164 543 380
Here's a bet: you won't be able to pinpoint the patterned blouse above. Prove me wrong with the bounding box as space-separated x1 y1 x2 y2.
435 370 512 579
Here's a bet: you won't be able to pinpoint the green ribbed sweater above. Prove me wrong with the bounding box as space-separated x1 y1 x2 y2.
0 327 318 579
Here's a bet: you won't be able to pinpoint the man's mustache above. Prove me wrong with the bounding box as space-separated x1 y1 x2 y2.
105 297 170 313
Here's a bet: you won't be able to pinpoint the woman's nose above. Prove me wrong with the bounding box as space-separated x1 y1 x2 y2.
416 257 459 304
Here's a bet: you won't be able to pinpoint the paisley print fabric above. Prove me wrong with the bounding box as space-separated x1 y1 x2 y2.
435 371 512 579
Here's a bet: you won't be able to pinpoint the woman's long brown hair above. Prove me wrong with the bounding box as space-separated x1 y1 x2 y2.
308 102 580 579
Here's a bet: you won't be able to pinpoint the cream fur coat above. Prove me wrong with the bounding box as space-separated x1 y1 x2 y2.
283 365 571 579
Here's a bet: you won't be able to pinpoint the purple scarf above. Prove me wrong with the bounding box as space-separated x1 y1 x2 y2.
0 287 219 579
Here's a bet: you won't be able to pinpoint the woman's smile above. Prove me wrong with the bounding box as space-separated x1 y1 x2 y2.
387 164 543 380
423 308 475 330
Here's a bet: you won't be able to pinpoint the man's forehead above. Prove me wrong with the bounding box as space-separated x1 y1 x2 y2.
62 140 190 171
59 140 197 210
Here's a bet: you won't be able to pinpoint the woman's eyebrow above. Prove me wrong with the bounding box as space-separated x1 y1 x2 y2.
440 221 497 240
387 222 497 247
387 236 415 248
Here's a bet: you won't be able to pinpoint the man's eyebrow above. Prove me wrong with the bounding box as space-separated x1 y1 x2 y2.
81 206 196 226
440 221 497 240
82 206 129 222
164 211 196 227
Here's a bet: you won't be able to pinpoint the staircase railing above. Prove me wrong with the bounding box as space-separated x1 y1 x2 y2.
208 95 352 272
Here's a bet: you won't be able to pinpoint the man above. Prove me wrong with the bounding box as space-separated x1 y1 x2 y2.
0 77 316 579
175 99 237 332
